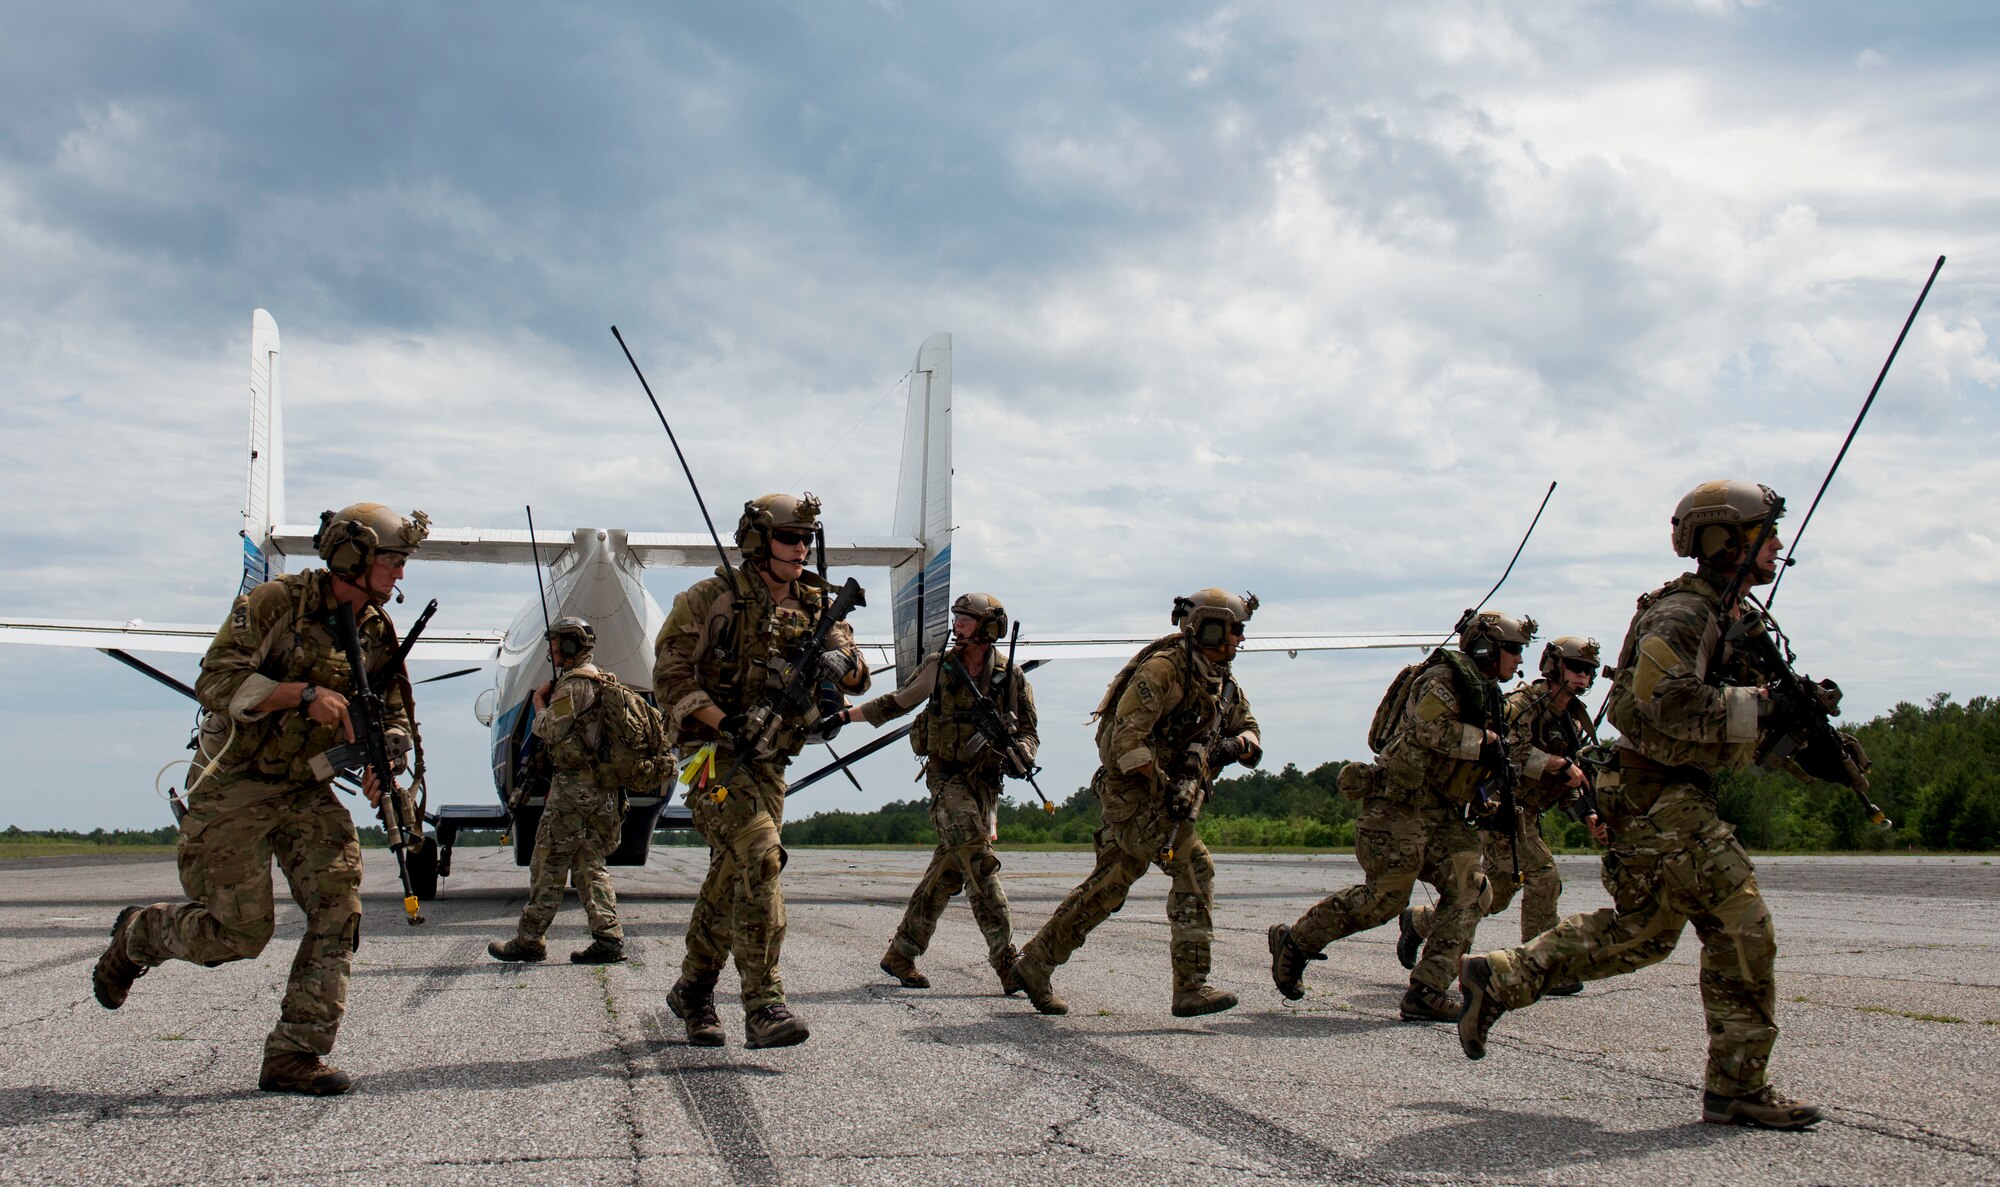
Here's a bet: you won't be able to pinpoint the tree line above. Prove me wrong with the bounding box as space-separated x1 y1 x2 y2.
782 693 2000 852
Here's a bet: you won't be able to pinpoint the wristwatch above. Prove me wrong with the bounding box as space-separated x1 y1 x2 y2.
299 685 319 709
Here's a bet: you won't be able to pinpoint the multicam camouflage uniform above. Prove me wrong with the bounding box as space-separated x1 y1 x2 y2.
1286 652 1497 1001
121 570 410 1062
513 663 623 946
653 565 868 1012
861 649 1039 974
1019 637 1258 1000
1407 678 1592 944
1473 573 1780 1098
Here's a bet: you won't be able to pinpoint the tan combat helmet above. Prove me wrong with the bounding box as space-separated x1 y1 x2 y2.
545 616 596 663
1173 588 1258 651
314 503 431 577
1670 480 1785 561
1539 635 1601 682
950 592 1009 644
735 492 822 560
1458 610 1537 666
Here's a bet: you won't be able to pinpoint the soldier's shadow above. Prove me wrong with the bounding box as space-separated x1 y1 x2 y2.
1371 1101 1744 1175
1204 1009 1404 1040
0 1049 630 1126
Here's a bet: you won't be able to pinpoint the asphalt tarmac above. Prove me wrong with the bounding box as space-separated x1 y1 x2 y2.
2 846 1996 1186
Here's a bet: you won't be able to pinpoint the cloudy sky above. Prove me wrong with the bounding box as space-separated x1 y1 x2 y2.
4 1 1996 832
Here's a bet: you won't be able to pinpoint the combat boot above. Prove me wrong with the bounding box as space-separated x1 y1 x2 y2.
487 938 547 963
92 906 147 1010
570 938 626 965
666 977 724 1047
1399 981 1459 1023
1009 953 1068 1015
1702 1086 1823 1130
1171 985 1239 1018
1457 955 1507 1060
880 947 930 989
991 945 1023 996
1266 923 1324 1002
258 1052 353 1096
1396 908 1423 971
744 1004 810 1050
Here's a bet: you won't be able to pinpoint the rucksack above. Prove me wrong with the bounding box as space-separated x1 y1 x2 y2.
1366 662 1426 753
587 674 676 792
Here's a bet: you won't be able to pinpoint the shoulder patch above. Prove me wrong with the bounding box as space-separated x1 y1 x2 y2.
1633 635 1685 702
1415 685 1453 723
547 694 576 720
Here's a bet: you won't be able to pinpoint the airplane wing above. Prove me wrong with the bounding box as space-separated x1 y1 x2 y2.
0 618 505 662
266 526 925 570
849 632 1435 669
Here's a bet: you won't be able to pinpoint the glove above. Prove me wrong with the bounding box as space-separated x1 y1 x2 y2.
817 649 856 681
716 712 749 743
1214 736 1246 765
805 710 844 744
1165 777 1203 822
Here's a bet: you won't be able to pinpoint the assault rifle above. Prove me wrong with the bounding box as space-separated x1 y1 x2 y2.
1160 673 1241 863
1734 607 1887 827
945 621 1053 812
704 576 866 797
1469 683 1523 872
327 600 429 925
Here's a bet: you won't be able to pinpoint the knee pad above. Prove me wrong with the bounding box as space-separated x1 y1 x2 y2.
974 847 1002 880
755 847 785 884
344 915 361 954
1190 847 1216 885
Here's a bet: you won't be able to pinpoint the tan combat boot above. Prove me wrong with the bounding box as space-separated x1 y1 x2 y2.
1399 980 1459 1023
1171 985 1239 1018
1457 956 1507 1059
570 938 626 965
1009 953 1068 1015
666 977 725 1047
258 1053 353 1096
744 1004 810 1050
1266 924 1324 1002
92 906 147 1010
488 937 548 962
880 947 929 988
1702 1086 1823 1130
991 945 1023 996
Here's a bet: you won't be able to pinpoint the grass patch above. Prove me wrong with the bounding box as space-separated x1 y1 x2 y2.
1857 1005 1968 1024
592 965 618 1020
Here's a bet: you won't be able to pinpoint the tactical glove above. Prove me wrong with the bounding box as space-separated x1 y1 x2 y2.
1214 736 1245 765
1165 777 1204 822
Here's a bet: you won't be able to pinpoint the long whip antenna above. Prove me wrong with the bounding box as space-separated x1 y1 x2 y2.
611 325 735 574
1442 480 1557 648
525 505 552 632
1765 255 1945 607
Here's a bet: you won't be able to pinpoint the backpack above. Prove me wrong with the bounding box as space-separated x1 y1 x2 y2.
587 674 676 792
1366 662 1426 754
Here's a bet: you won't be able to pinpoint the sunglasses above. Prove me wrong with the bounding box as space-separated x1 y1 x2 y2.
770 529 815 547
1499 642 1525 656
1561 659 1598 676
1229 623 1246 638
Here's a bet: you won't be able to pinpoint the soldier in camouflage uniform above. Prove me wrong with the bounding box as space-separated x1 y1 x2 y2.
1400 636 1606 994
92 503 430 1096
1011 589 1261 1019
1460 481 1824 1130
490 617 627 965
1268 611 1534 1023
654 493 870 1049
842 592 1039 993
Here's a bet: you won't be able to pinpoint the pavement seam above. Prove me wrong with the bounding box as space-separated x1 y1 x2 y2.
641 1007 782 1186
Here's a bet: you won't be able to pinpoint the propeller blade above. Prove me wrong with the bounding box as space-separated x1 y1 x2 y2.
415 667 484 685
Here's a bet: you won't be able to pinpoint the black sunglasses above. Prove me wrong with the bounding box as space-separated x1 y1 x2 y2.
770 529 814 547
1561 658 1598 676
1499 642 1525 656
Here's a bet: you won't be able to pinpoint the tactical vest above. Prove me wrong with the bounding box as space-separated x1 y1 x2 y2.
911 653 1021 769
692 569 830 757
1507 679 1590 814
1092 639 1224 766
196 572 403 787
1376 649 1499 804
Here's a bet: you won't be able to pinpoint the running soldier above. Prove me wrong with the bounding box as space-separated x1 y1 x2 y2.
92 503 430 1095
1010 589 1261 1019
1268 611 1535 1022
1399 636 1606 993
653 493 870 1048
843 593 1039 993
490 617 629 965
1459 481 1826 1130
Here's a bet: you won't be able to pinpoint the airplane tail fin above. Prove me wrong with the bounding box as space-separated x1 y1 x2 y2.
889 332 952 685
240 309 284 595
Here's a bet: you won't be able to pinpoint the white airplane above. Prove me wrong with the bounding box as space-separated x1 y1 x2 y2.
0 310 1438 897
